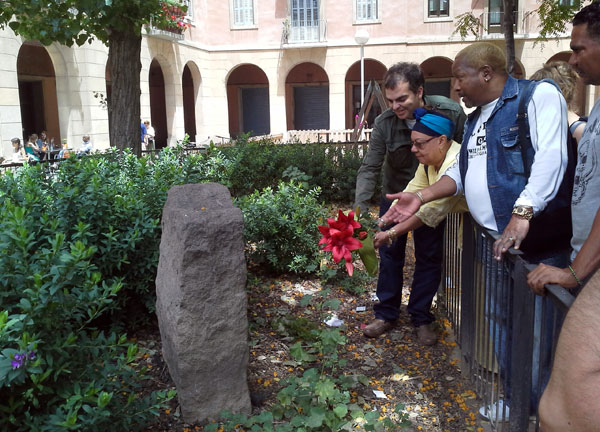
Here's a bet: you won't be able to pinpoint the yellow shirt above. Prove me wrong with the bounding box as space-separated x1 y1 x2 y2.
403 140 468 228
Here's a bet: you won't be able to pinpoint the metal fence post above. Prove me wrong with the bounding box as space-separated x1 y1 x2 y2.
509 258 535 430
460 215 476 361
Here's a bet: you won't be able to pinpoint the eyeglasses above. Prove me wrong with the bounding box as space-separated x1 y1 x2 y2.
410 136 436 149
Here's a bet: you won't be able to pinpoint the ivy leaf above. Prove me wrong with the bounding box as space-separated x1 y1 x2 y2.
306 406 326 427
314 378 336 403
333 404 348 418
321 298 341 310
289 342 315 363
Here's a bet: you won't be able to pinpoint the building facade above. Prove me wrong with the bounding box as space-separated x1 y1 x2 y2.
0 0 597 157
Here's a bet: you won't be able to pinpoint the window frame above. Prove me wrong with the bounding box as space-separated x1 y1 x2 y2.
230 0 258 30
353 0 381 24
424 0 452 23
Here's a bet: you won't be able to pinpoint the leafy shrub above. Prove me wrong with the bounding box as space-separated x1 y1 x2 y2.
237 181 327 274
0 197 173 431
220 137 369 202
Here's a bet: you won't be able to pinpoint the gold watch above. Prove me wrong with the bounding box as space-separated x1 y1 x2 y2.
512 205 534 221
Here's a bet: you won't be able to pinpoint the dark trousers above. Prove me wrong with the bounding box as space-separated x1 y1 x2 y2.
373 198 445 326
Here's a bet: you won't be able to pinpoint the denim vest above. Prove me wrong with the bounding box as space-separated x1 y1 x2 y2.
458 76 560 233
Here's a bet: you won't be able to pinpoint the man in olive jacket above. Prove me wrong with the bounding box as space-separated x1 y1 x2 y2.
356 62 466 344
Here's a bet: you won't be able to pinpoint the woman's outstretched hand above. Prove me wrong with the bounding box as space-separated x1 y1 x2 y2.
378 193 422 227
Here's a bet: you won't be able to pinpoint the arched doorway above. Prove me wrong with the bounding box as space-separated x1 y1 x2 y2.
149 59 168 148
285 62 329 130
17 42 61 143
182 63 198 142
420 57 454 101
546 51 585 115
226 64 270 138
345 59 387 129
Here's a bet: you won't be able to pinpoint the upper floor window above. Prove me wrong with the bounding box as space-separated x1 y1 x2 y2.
488 0 516 27
179 0 193 18
231 0 255 28
356 0 378 22
428 0 449 18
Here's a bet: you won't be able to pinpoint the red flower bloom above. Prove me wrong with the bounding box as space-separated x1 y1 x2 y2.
318 210 363 276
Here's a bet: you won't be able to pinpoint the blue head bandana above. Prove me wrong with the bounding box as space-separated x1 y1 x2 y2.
412 107 455 139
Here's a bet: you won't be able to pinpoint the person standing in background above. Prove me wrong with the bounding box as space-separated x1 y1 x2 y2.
144 121 155 151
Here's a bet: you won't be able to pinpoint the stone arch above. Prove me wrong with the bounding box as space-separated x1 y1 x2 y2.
226 63 270 137
17 41 61 143
344 59 387 129
149 58 169 148
285 62 329 130
420 56 455 101
182 61 201 142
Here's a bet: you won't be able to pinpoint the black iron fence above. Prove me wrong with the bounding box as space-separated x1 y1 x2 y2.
442 213 575 431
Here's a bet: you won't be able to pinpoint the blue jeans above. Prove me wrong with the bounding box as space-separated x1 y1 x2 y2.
373 198 445 326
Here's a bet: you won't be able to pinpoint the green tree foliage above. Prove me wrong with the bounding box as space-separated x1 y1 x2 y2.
0 0 185 154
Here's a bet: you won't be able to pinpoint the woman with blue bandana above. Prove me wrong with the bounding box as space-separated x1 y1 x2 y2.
374 108 468 344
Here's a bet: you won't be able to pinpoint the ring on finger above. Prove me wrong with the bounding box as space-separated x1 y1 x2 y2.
378 218 385 225
508 236 515 242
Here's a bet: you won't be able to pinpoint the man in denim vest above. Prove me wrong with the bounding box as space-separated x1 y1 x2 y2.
379 43 569 420
354 62 466 345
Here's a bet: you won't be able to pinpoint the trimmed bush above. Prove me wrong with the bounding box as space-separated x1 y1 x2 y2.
0 194 173 431
237 181 327 274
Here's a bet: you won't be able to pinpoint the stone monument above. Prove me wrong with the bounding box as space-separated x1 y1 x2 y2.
155 183 251 423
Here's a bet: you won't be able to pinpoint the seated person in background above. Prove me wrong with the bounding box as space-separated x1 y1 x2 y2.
24 134 41 161
374 108 467 247
37 131 49 160
10 137 26 163
79 135 93 155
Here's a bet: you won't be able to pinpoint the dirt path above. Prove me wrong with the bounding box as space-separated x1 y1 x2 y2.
144 236 492 431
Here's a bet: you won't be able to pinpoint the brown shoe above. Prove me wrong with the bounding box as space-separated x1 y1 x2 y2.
416 323 437 346
363 319 395 338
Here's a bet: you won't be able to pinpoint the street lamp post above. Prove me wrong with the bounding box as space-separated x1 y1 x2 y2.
354 29 370 130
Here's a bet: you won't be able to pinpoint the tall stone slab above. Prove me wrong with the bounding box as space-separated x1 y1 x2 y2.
156 183 250 423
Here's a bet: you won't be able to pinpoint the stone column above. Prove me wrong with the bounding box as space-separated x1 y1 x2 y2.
156 183 251 423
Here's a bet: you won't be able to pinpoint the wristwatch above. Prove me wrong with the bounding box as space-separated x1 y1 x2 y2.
512 205 534 221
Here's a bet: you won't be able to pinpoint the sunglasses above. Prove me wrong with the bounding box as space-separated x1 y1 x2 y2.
410 136 437 149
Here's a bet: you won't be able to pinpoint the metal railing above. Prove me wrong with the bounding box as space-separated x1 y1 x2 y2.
442 213 575 431
284 18 327 44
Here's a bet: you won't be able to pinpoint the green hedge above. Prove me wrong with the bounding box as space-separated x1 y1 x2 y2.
0 140 366 429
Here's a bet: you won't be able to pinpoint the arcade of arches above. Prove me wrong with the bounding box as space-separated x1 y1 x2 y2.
12 43 585 150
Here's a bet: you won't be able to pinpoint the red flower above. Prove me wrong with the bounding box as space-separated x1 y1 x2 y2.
318 210 363 276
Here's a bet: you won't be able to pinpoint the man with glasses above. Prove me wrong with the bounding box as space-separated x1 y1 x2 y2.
355 62 466 345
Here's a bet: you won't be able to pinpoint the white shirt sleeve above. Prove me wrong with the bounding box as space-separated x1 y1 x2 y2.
514 82 568 214
443 157 464 196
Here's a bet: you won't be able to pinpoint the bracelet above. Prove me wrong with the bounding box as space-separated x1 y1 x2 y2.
415 191 425 204
568 265 583 287
387 228 397 246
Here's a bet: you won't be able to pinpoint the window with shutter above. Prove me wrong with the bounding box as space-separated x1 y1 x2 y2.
232 0 255 27
356 0 378 21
